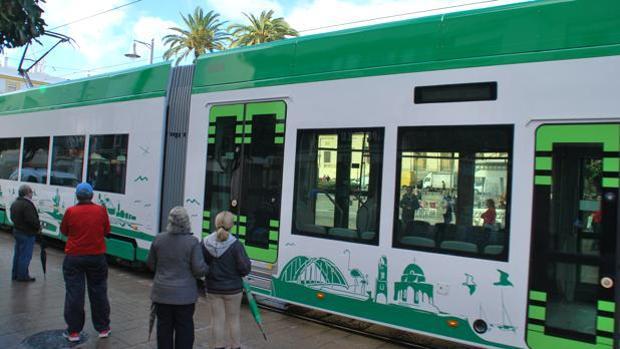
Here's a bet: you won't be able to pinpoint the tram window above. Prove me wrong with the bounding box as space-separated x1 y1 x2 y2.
394 125 513 261
0 138 21 180
50 136 85 187
86 134 128 194
292 128 384 245
21 137 50 184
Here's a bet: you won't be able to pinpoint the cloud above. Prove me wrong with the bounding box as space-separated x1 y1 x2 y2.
205 0 285 23
132 16 179 60
42 0 129 64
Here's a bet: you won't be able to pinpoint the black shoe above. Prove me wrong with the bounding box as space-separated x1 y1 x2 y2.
16 277 36 282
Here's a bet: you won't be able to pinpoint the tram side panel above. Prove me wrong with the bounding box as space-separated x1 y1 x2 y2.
184 78 526 349
0 98 168 262
187 54 620 349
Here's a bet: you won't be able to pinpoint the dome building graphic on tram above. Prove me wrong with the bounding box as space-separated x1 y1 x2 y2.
394 263 435 308
272 254 517 348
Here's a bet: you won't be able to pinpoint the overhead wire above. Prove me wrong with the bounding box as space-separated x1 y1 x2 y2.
49 0 143 31
57 55 166 78
297 0 500 33
6 0 144 67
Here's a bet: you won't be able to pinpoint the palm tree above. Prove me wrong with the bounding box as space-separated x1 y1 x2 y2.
229 10 298 48
163 7 228 65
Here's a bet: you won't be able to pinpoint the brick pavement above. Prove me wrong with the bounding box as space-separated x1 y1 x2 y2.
0 231 402 349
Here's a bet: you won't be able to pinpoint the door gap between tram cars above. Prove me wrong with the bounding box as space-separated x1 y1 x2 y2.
527 123 619 349
202 101 286 267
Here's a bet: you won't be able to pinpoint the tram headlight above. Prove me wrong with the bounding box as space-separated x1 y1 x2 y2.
473 319 488 334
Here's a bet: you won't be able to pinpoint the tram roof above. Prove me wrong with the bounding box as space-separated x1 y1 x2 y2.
0 62 170 116
192 0 620 94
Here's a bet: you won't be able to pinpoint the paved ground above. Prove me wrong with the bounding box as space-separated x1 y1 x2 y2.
0 231 404 349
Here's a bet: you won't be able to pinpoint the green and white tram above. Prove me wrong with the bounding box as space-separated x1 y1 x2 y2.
1 0 619 348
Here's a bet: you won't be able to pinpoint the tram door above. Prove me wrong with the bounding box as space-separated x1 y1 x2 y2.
202 101 286 265
527 124 619 349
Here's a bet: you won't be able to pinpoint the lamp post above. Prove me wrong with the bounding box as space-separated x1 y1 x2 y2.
125 38 154 64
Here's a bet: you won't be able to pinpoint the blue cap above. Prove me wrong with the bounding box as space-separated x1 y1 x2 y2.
76 182 94 197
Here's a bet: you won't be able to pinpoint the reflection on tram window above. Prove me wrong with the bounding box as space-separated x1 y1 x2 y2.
21 137 50 184
0 138 21 180
394 126 513 261
293 128 384 245
51 136 85 187
86 134 128 194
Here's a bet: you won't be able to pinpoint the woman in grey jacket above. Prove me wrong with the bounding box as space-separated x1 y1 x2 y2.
203 211 251 349
147 206 208 349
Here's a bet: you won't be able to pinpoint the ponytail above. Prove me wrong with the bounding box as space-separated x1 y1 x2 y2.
216 227 229 242
214 211 234 242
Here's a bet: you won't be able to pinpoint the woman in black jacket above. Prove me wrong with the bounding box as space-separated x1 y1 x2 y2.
202 211 251 349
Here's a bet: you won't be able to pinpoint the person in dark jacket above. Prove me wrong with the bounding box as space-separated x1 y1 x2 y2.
10 184 40 282
60 182 111 343
147 206 208 349
202 211 251 349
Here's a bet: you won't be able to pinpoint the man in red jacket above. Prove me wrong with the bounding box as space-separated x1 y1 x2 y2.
60 182 111 343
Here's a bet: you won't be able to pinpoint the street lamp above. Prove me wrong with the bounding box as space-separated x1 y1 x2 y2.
124 39 154 64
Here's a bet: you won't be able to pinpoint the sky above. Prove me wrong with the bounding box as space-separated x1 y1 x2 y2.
2 0 527 80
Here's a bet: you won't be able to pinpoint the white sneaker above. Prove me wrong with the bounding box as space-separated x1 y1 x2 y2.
99 328 111 338
62 330 80 342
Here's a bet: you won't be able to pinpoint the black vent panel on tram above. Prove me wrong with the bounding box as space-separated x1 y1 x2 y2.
414 82 497 104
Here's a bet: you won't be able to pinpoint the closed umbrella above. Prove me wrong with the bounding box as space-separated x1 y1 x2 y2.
243 279 267 341
39 236 47 279
148 303 157 341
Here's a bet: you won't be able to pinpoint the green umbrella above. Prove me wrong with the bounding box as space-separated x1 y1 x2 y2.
243 279 267 341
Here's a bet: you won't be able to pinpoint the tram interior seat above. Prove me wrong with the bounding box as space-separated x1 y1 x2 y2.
360 231 376 240
408 220 434 239
435 223 460 242
440 240 478 253
300 224 327 234
401 236 436 248
328 227 358 239
483 245 504 255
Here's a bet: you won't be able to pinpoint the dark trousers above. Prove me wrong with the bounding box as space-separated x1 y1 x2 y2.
12 230 35 280
156 303 195 349
63 255 111 333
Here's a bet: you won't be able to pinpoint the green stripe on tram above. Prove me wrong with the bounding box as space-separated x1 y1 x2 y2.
527 324 545 333
597 337 613 346
536 125 620 152
529 290 547 302
528 305 546 321
603 158 620 172
535 175 551 186
535 157 552 171
598 300 615 313
602 177 619 188
596 316 614 333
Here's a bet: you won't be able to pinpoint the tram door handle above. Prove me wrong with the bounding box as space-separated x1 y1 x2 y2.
600 276 614 289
